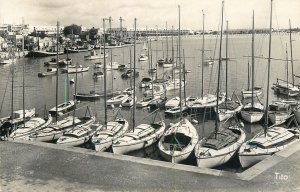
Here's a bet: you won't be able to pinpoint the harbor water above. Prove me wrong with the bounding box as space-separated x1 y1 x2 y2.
0 34 299 172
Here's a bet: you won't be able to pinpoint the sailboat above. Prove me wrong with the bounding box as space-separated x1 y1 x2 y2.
215 21 243 122
30 22 93 142
239 1 299 168
56 62 96 146
112 18 165 155
10 47 53 140
48 23 75 117
91 20 129 152
138 41 148 61
0 46 35 138
187 11 225 113
241 12 264 123
159 6 199 164
194 3 246 168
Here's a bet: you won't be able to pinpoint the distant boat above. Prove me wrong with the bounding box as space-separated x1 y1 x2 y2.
272 79 300 97
61 65 89 73
74 91 101 101
93 71 104 79
121 69 139 78
107 94 129 106
26 48 64 57
139 77 152 88
138 53 148 61
84 50 107 60
0 58 12 65
65 45 92 53
44 58 72 66
38 68 57 77
136 96 159 108
49 100 75 117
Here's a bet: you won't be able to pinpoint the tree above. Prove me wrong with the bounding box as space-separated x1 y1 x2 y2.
89 27 98 41
63 24 82 36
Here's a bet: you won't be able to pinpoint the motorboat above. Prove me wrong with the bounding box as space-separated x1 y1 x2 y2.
165 97 180 109
91 119 129 152
61 65 89 73
0 58 12 64
139 77 152 88
143 84 165 98
49 100 75 117
121 70 139 79
165 79 185 91
107 94 129 106
242 87 263 99
121 96 137 107
138 54 148 61
38 68 57 77
84 50 107 60
93 71 104 78
272 79 300 97
74 91 101 101
268 101 292 125
123 87 135 95
158 119 198 163
136 96 159 108
112 121 165 154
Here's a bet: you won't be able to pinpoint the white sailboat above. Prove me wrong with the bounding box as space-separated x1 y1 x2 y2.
194 5 246 168
241 12 264 123
239 1 299 168
215 21 243 122
187 11 225 113
159 6 199 164
268 101 292 125
112 18 165 155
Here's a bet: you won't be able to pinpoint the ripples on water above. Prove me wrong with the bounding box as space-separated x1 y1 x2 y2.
1 34 299 171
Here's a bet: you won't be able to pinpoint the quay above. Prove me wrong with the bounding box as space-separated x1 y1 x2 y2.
1 139 300 192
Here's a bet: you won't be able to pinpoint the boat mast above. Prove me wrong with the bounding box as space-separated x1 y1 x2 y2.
11 47 14 129
166 22 168 59
172 25 175 82
225 20 228 101
251 10 255 108
201 10 205 98
156 25 158 80
178 5 182 119
285 44 289 95
289 19 294 86
183 50 187 107
215 1 224 138
133 18 137 131
55 21 59 123
72 62 78 125
110 49 114 97
22 43 25 128
66 42 69 103
264 0 273 136
103 18 108 126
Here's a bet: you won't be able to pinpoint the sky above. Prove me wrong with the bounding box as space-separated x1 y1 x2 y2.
0 0 299 30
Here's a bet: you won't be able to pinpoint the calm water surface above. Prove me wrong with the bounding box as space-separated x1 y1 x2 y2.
1 34 299 171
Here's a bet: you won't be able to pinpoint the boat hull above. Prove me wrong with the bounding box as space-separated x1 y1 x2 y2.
240 111 264 123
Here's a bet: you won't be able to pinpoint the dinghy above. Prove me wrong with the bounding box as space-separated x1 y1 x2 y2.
107 94 129 106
